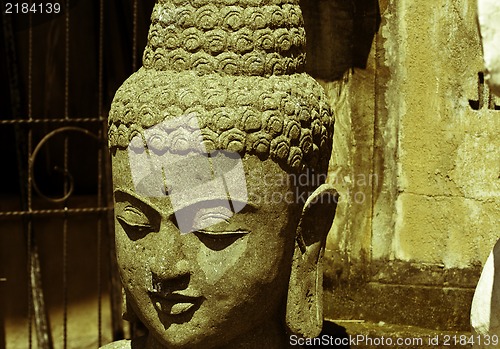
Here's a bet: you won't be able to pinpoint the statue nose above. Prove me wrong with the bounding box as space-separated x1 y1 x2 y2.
151 260 191 293
149 221 192 290
150 258 190 279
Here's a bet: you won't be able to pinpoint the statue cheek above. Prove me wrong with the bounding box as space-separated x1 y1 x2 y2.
120 265 147 291
196 237 248 285
116 242 150 288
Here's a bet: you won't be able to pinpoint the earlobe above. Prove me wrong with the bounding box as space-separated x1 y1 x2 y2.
285 184 338 338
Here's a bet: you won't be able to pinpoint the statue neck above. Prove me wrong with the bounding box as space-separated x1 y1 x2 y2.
142 317 295 349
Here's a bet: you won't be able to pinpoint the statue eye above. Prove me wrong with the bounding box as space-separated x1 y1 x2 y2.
193 210 232 231
193 208 249 239
117 206 154 239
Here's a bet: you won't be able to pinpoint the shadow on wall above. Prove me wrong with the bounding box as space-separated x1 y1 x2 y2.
301 0 381 81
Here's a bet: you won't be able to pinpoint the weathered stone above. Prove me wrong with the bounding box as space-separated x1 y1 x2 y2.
471 2 500 345
104 0 337 348
320 0 500 332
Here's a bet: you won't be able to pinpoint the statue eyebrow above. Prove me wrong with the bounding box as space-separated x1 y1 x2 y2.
114 189 258 228
113 189 175 220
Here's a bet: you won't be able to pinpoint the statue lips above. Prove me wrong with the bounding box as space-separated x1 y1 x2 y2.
149 291 203 317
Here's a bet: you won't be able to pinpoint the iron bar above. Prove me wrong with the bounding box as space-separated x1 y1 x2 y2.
62 1 70 347
30 243 54 349
28 3 54 346
0 277 5 349
132 0 138 72
62 216 68 349
0 118 105 125
97 0 105 344
28 14 33 346
97 148 104 347
0 207 112 219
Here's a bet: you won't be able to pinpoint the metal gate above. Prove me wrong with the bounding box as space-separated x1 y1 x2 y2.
0 1 155 348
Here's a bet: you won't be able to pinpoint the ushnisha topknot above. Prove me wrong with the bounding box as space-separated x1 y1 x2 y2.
143 0 306 75
109 0 334 174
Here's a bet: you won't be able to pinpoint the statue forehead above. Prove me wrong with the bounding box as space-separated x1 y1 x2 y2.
112 147 293 193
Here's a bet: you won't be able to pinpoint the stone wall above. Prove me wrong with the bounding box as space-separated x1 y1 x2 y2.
310 0 500 330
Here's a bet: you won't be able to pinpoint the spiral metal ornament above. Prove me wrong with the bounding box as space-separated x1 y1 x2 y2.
30 127 100 203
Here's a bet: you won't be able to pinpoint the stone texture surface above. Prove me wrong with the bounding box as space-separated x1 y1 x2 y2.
106 0 337 348
470 1 500 344
108 70 333 173
320 0 500 331
335 320 473 349
380 0 499 267
324 260 481 331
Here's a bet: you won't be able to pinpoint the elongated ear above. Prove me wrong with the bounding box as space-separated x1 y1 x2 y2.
285 184 338 338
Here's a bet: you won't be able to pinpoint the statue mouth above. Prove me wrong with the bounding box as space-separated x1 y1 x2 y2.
149 292 203 316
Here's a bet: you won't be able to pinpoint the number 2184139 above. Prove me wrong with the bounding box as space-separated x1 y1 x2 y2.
4 3 61 14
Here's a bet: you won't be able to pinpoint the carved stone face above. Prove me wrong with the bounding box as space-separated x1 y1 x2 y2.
107 1 336 347
112 148 302 348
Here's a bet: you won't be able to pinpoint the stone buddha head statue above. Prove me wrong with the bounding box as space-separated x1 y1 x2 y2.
106 0 337 348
